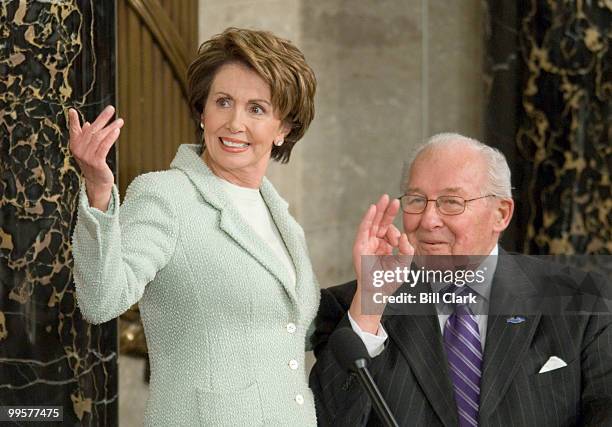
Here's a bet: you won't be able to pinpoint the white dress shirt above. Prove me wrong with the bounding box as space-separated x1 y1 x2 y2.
219 178 297 287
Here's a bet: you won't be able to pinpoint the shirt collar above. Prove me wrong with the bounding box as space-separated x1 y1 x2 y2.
429 244 499 304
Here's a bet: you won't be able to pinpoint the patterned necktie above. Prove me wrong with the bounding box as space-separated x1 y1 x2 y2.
443 295 482 427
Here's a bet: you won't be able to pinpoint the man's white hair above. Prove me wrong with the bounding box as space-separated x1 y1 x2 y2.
402 133 513 198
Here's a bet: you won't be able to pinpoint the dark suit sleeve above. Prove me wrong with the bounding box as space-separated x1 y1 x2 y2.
309 284 387 427
580 313 612 426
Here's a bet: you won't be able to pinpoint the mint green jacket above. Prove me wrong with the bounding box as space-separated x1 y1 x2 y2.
72 145 320 426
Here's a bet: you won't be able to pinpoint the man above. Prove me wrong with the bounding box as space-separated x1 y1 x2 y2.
309 133 612 426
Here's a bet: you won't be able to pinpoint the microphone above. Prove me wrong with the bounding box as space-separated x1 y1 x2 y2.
329 327 399 427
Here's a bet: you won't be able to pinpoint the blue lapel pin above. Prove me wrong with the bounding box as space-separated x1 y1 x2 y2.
506 316 526 324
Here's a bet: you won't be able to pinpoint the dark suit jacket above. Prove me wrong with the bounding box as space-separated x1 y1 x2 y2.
309 253 612 426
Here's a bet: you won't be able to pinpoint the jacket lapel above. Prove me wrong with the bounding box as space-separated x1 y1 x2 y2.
259 180 306 295
170 145 297 302
479 253 542 420
383 284 459 427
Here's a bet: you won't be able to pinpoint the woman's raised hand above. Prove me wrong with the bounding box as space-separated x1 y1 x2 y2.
68 106 124 210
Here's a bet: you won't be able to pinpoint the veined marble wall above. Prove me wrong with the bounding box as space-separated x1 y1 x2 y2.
0 1 117 425
485 1 611 255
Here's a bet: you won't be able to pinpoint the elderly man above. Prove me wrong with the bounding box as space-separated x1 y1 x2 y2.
309 134 611 426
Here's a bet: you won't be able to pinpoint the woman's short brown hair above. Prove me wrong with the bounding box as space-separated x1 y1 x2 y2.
187 27 316 163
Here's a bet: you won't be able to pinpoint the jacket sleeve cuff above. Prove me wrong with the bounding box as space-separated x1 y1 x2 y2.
78 181 119 219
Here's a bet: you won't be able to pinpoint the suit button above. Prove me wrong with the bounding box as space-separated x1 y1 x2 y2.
288 359 299 370
286 323 297 333
295 394 304 405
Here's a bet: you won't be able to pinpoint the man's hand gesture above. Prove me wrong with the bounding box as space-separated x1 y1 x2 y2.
350 194 414 334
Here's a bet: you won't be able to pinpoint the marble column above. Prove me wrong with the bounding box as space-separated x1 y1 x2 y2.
0 1 117 425
485 1 610 255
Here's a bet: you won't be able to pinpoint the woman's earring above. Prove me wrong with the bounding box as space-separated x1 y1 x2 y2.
274 139 284 147
200 123 204 130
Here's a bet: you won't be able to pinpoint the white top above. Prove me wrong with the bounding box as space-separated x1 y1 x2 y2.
219 178 297 287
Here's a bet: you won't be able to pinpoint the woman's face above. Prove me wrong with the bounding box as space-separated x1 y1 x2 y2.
200 62 289 187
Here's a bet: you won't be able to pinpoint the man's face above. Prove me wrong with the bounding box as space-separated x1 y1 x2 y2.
402 144 513 256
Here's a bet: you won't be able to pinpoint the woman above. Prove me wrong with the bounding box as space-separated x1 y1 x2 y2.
70 28 318 426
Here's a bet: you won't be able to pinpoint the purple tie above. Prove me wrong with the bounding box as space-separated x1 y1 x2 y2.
443 297 482 427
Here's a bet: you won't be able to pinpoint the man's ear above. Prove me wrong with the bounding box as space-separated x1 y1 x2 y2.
493 198 514 233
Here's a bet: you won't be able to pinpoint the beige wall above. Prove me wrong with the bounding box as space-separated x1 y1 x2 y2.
199 0 484 288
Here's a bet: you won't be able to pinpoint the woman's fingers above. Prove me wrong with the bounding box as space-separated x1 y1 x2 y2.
95 118 124 141
90 105 116 133
68 109 82 139
68 110 85 157
83 118 123 158
71 105 118 153
66 106 119 191
89 118 124 150
95 128 121 159
79 121 93 144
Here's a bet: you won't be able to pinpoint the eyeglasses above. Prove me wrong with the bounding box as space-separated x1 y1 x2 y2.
399 194 497 216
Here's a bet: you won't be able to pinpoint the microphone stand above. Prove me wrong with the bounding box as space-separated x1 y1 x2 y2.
354 358 399 427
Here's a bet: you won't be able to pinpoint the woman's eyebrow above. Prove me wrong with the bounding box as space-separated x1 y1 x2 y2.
212 92 271 106
248 98 271 106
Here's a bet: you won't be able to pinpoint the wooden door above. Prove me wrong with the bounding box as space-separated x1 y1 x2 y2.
116 0 198 358
117 0 198 196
